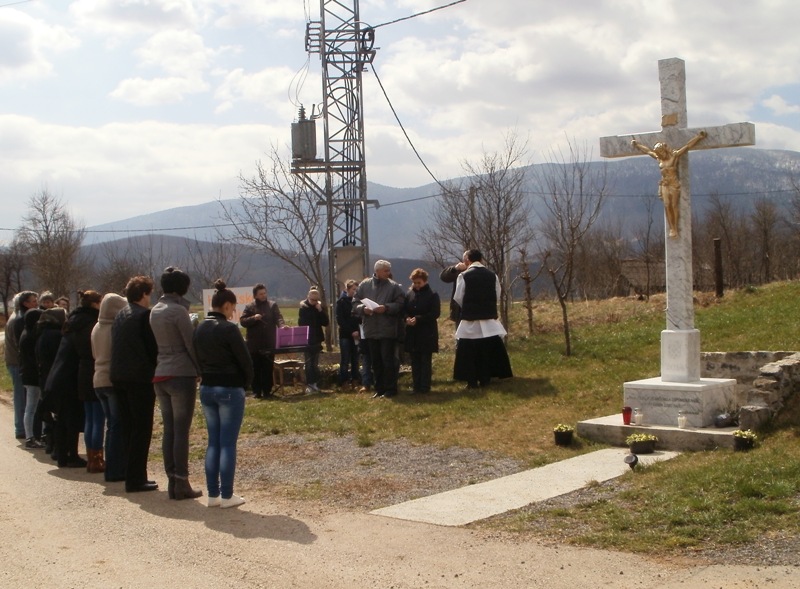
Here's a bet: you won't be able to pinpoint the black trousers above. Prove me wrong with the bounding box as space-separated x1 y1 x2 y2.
116 382 155 487
251 352 275 396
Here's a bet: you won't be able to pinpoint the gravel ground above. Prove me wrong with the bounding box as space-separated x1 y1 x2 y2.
216 431 800 568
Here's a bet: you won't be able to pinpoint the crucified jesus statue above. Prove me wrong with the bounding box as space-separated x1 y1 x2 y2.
631 130 706 238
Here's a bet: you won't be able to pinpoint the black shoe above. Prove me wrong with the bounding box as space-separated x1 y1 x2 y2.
25 437 45 449
126 482 159 493
254 393 262 399
383 392 397 398
371 392 383 399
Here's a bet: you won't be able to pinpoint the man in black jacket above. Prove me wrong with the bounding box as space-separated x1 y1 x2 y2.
110 276 159 492
240 283 285 399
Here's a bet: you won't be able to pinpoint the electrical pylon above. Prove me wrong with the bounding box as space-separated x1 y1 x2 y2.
291 0 377 303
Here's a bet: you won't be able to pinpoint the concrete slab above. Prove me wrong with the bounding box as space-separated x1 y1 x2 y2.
370 448 680 526
578 413 737 450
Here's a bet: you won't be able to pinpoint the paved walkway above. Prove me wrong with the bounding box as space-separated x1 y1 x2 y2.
371 448 679 526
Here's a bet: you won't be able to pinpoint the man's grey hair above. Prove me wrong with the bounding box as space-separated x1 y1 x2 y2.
374 260 392 272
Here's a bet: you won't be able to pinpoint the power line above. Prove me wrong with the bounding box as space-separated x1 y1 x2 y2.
371 0 467 29
371 65 447 192
0 0 34 8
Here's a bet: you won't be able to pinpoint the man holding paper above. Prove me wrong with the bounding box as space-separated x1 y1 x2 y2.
353 260 405 399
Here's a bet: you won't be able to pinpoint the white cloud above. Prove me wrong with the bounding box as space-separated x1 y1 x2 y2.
70 0 204 37
0 9 78 82
109 75 209 106
0 115 277 229
213 66 299 114
761 95 800 116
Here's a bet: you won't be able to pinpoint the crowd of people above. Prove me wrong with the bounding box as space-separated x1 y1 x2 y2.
4 271 252 508
3 250 512 505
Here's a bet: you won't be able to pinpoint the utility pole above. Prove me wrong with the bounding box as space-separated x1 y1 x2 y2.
291 0 377 312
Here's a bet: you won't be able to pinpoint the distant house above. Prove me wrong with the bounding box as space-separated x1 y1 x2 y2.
618 259 666 298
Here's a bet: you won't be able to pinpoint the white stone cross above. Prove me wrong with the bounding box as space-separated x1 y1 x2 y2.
599 57 755 383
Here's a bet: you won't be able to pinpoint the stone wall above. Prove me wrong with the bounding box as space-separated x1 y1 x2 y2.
702 351 800 429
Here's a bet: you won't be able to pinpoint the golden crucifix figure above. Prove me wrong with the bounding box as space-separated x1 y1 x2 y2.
630 130 707 238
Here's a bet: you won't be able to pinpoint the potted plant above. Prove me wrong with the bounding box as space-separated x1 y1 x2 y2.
732 429 757 452
626 432 658 454
553 424 574 446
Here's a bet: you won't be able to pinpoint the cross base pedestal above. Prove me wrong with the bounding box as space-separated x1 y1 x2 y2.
623 377 735 428
661 329 701 382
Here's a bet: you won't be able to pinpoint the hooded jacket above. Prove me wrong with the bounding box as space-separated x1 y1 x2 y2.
91 293 127 389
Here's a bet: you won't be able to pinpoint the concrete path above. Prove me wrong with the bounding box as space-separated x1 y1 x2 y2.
371 448 680 526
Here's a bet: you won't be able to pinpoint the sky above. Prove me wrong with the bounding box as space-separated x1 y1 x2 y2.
1 0 799 240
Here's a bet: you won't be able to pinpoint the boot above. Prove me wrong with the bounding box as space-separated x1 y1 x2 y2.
87 449 105 474
173 476 203 500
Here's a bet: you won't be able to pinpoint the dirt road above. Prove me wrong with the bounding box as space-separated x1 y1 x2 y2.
1 401 798 589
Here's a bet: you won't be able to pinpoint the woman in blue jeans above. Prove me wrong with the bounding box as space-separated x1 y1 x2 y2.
193 279 254 508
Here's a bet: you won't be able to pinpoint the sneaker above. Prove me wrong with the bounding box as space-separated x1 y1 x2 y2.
304 386 315 395
221 494 246 509
311 383 320 391
25 437 45 449
207 496 221 508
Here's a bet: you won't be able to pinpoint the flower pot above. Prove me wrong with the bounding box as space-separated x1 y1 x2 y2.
554 430 573 447
733 437 755 452
628 440 655 454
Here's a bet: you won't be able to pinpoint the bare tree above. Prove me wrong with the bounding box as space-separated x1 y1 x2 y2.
0 237 26 315
631 195 664 300
419 131 534 328
220 145 329 305
702 192 749 288
750 197 780 283
17 189 89 296
536 138 608 356
179 233 249 302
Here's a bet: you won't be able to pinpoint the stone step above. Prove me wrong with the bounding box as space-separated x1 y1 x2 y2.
577 414 737 451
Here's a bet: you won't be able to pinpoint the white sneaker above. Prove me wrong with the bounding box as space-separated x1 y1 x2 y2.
304 386 315 395
221 494 246 509
207 496 221 507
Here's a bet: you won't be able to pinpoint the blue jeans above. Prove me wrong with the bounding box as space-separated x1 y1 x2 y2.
23 385 40 439
338 338 359 384
84 400 105 450
7 365 25 437
201 385 245 499
96 386 125 481
155 377 197 479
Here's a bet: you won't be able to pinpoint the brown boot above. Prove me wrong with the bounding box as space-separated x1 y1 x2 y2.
173 476 203 500
87 449 105 474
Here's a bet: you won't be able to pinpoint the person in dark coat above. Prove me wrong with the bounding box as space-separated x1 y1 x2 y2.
110 276 159 493
18 307 44 448
239 283 285 398
404 268 441 394
335 279 360 387
71 291 103 472
298 286 329 394
35 307 67 455
439 254 468 325
46 291 102 468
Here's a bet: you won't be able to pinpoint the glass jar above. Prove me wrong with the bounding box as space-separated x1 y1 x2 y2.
633 408 643 425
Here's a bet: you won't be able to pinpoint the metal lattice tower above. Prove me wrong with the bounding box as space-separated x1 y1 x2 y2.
292 0 376 297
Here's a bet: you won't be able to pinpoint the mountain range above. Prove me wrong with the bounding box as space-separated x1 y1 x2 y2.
85 148 800 262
